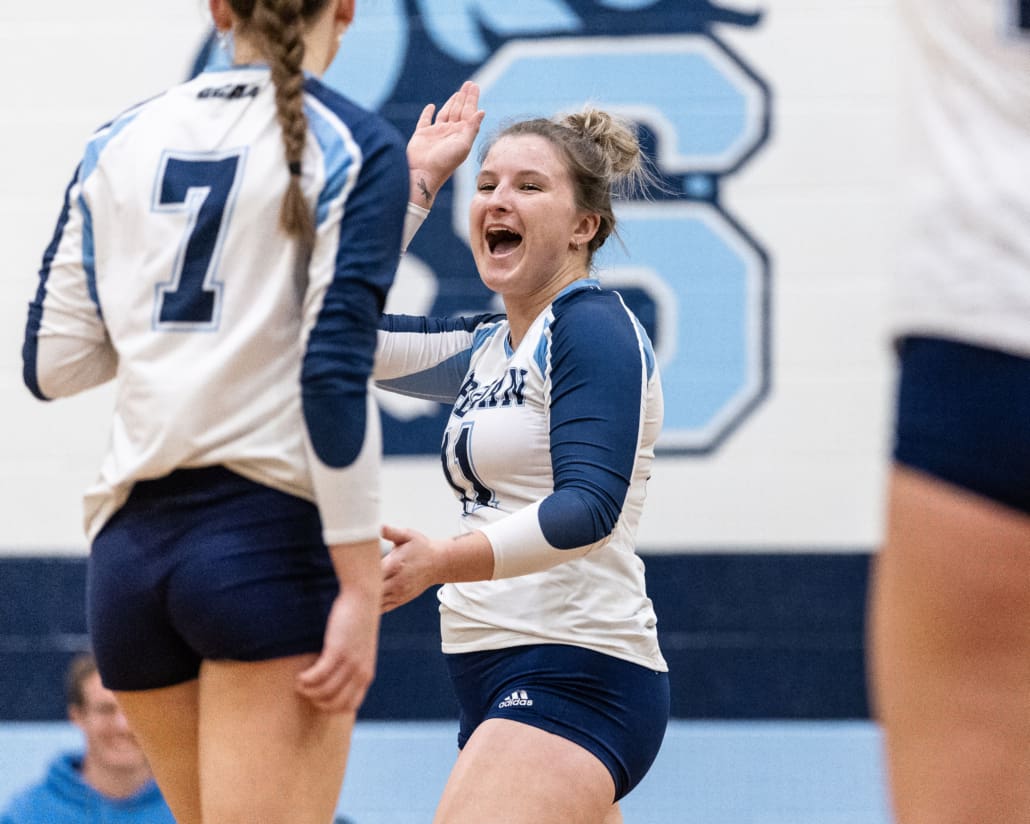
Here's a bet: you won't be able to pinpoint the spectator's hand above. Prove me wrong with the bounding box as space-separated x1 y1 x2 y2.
407 81 485 208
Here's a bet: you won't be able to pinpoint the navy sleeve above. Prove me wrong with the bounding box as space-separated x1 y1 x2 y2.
538 292 642 548
375 312 503 401
301 112 409 469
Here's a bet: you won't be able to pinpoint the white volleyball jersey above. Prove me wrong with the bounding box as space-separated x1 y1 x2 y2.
376 279 668 671
23 66 409 543
893 0 1030 357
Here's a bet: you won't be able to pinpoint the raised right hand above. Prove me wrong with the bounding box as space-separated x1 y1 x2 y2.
407 81 485 209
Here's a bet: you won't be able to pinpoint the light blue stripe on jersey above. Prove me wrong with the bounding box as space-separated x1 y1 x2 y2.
77 193 99 316
633 312 657 380
541 278 655 379
533 278 594 375
23 101 146 397
80 111 139 184
560 277 601 296
306 101 357 228
533 322 550 376
471 321 504 355
77 112 141 319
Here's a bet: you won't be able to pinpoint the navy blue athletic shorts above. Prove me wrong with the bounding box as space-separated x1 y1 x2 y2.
893 336 1030 515
88 466 338 691
445 643 670 801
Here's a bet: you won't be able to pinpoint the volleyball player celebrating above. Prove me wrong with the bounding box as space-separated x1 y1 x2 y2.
22 1 408 822
378 84 670 824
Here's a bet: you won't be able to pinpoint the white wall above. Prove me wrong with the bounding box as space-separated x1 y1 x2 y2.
0 2 214 551
0 1 901 554
640 3 901 550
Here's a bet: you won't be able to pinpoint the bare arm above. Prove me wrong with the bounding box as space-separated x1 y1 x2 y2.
295 538 382 712
380 524 494 613
406 81 484 210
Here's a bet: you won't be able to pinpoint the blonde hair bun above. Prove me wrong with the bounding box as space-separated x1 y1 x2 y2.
559 109 642 181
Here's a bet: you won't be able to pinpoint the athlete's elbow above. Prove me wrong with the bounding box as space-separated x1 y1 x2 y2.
23 346 56 401
22 367 51 401
539 490 621 549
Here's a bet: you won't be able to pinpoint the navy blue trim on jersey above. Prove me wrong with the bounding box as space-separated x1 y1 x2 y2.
303 282 381 468
190 30 219 79
1015 0 1030 33
376 313 504 402
445 644 669 801
538 286 643 549
893 335 1030 514
301 79 409 468
377 352 470 402
22 169 81 401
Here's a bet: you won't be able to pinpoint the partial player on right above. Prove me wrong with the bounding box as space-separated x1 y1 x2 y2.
867 2 1030 823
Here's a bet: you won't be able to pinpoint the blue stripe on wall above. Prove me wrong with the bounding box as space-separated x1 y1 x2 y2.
0 553 872 721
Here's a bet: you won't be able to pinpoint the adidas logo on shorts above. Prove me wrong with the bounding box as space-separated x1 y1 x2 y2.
497 689 533 709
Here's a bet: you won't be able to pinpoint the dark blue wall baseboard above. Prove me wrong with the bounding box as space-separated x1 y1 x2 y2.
0 553 873 721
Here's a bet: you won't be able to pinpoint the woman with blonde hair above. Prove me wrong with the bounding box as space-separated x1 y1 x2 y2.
378 83 670 823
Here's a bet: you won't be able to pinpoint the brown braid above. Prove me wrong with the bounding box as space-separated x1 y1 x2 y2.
229 0 330 246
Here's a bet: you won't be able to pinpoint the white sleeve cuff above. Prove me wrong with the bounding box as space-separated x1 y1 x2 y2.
479 501 593 580
306 392 382 546
401 202 430 254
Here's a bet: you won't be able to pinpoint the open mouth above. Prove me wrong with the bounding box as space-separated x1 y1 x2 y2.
486 227 523 256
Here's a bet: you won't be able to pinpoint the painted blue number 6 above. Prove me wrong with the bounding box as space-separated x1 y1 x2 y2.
456 36 771 454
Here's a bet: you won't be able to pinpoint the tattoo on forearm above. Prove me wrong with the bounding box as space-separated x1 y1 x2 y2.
418 177 431 205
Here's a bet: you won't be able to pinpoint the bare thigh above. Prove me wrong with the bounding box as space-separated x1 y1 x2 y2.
117 655 355 824
198 655 354 824
869 466 1030 824
433 718 618 824
115 680 202 824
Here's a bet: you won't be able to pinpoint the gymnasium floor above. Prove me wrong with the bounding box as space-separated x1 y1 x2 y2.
0 719 891 823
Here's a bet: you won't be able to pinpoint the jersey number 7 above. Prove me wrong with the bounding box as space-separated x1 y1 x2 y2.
153 151 245 331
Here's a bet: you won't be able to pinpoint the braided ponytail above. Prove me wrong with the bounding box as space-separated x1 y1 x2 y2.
229 0 330 247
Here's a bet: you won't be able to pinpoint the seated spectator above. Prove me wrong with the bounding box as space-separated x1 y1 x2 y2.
0 653 174 824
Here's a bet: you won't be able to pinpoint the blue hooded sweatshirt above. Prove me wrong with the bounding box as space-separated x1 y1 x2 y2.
0 752 174 824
